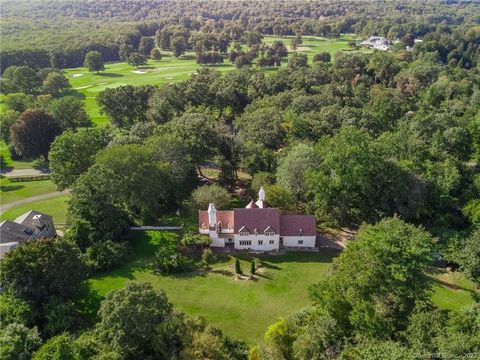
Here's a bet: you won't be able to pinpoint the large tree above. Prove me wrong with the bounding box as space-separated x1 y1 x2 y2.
10 109 62 159
42 72 71 97
127 52 147 68
190 184 231 210
84 51 105 74
48 96 91 130
97 84 156 128
96 282 181 359
49 128 111 190
1 238 87 309
309 217 435 338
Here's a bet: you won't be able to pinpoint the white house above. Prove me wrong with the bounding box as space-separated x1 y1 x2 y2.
199 187 316 252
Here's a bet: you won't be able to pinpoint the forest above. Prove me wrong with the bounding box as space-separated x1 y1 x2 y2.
0 0 480 359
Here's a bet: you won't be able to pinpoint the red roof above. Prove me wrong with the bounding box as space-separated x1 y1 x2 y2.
234 208 280 234
198 210 234 228
280 215 316 236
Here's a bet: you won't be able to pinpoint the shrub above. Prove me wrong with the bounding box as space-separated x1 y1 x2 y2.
85 241 130 273
200 248 216 269
155 247 194 274
250 260 256 274
235 258 242 274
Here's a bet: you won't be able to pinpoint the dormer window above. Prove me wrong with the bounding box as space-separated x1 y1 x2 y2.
239 226 249 236
254 228 258 236
201 222 207 230
227 222 232 230
217 221 223 232
264 226 275 236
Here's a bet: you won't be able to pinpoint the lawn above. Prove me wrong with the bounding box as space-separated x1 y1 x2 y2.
0 194 70 224
0 177 58 205
85 230 479 344
87 231 339 344
0 141 41 170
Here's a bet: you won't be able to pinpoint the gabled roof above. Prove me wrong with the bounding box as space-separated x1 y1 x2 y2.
264 225 275 234
234 208 280 234
0 220 33 244
255 200 269 208
15 210 52 230
280 215 316 236
198 210 234 228
238 225 249 233
245 200 258 209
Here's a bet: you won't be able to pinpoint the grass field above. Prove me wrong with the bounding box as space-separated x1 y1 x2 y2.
87 231 338 344
0 194 69 224
85 230 479 344
0 178 58 204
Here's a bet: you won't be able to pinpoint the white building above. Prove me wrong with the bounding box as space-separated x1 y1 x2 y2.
199 187 316 252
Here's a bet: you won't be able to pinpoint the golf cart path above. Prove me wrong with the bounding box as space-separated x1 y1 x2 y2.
1 168 51 177
1 190 70 215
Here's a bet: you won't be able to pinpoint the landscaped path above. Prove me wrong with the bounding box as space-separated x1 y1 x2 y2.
0 190 70 215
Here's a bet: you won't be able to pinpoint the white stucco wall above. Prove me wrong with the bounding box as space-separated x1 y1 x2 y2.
282 236 316 248
233 234 280 251
209 230 225 247
0 242 18 259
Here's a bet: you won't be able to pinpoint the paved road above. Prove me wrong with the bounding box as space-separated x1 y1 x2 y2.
0 190 70 215
1 168 51 177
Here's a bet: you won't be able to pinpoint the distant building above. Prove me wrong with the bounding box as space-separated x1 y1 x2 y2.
360 36 391 51
198 187 316 252
0 210 56 259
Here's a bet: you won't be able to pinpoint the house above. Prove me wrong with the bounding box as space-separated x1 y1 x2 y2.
198 187 316 252
360 36 391 51
0 210 56 259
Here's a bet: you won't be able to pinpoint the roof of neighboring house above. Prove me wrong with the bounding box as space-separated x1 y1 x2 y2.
234 208 280 234
245 200 258 209
198 210 234 228
15 210 52 230
0 220 33 244
280 215 316 236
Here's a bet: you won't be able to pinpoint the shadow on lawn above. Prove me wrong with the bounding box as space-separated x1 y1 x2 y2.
99 72 124 78
1 184 24 192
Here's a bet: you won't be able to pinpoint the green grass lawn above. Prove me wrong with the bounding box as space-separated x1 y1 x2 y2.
0 194 69 224
0 177 58 204
87 231 339 344
84 230 479 344
1 141 42 170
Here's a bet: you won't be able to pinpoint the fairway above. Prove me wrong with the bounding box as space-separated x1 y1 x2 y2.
65 35 367 126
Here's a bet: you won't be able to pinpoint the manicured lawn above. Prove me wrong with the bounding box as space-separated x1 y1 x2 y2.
0 178 58 204
0 141 41 170
0 194 70 224
85 230 479 344
431 270 479 311
87 231 339 344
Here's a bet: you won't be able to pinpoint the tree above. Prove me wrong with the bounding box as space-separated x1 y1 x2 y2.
339 340 415 360
84 51 104 74
264 184 295 210
49 128 111 190
309 217 435 338
455 228 480 285
288 53 308 70
10 109 62 159
0 323 42 360
236 107 285 150
4 92 33 112
306 126 399 225
290 35 303 51
32 334 77 360
139 36 154 55
96 282 181 359
313 52 331 63
1 238 87 309
0 110 19 143
171 35 187 57
235 258 242 274
250 260 256 274
12 66 40 94
190 184 231 210
97 85 156 128
234 55 252 68
42 72 71 97
48 96 91 130
277 143 319 201
0 291 34 328
67 164 129 248
150 48 162 61
251 172 275 193
127 52 147 68
200 248 216 270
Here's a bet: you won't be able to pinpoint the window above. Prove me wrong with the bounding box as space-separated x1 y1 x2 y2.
240 231 249 236
298 240 303 245
227 222 232 230
258 240 263 246
269 240 275 244
239 240 252 246
217 221 223 232
265 231 275 236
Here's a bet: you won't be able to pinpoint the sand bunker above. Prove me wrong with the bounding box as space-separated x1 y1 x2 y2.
72 74 84 78
131 70 147 74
